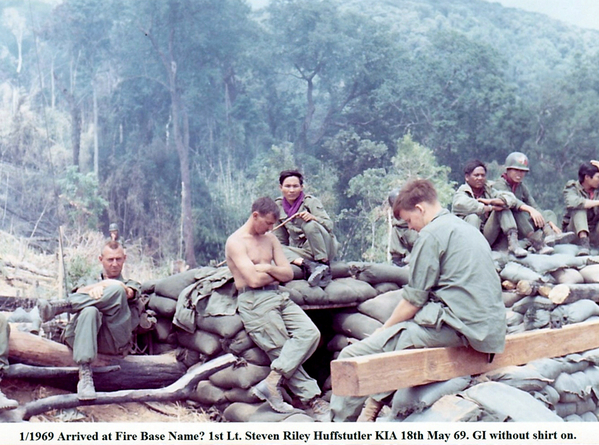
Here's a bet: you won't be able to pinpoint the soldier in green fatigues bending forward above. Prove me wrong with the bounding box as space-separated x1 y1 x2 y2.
274 170 338 287
330 179 506 422
38 241 140 401
226 197 329 421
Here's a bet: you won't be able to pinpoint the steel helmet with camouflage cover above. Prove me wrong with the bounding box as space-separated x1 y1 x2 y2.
109 223 119 232
505 152 530 171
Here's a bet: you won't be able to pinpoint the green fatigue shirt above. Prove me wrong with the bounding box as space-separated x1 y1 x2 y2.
494 175 540 211
452 182 517 223
274 194 336 248
562 180 599 229
403 209 506 354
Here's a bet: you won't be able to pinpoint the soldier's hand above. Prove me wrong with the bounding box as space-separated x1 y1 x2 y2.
527 207 545 228
88 284 105 300
297 211 316 222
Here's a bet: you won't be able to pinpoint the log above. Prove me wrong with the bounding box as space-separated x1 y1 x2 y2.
4 354 236 421
331 319 599 397
8 330 188 391
516 280 552 297
548 283 599 305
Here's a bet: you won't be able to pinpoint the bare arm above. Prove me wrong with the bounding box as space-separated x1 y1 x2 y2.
77 279 128 300
255 235 293 283
519 204 545 228
382 299 420 329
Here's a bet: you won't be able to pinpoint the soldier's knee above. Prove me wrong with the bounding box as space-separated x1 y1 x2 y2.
78 306 101 321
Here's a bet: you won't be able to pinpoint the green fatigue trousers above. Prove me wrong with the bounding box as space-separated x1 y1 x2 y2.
63 284 132 365
282 220 337 264
330 321 466 422
565 209 599 244
463 209 517 246
237 289 321 403
0 314 9 373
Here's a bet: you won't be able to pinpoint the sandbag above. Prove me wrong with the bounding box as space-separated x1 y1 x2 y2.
527 358 565 380
349 262 409 286
326 334 352 352
278 284 304 306
190 380 227 405
555 402 577 418
512 296 555 314
332 312 382 340
505 310 523 327
358 289 403 323
373 282 401 294
330 262 351 279
563 413 583 422
153 317 174 343
239 347 271 366
552 268 585 285
576 397 596 415
551 300 599 326
533 384 560 408
151 342 177 355
209 362 270 390
154 268 202 299
502 291 524 308
553 244 581 256
223 402 261 422
390 376 471 418
221 329 256 355
462 382 563 422
515 254 587 275
524 307 550 330
140 279 157 295
580 264 599 283
558 355 591 374
283 280 327 305
176 329 222 356
580 412 598 422
500 262 547 283
225 387 260 404
196 313 244 339
477 366 551 392
148 294 177 318
402 395 483 422
553 372 592 401
324 278 378 305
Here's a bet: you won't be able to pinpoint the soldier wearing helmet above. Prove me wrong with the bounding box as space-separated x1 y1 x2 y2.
494 152 560 255
388 188 418 266
108 223 125 247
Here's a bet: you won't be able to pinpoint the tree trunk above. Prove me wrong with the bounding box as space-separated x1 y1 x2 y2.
548 283 599 305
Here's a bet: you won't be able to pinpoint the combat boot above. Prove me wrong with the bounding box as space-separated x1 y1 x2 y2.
307 397 330 422
252 370 294 413
578 236 591 257
77 363 97 401
301 260 331 288
528 231 554 255
357 397 383 422
37 299 73 323
0 378 18 411
507 229 527 258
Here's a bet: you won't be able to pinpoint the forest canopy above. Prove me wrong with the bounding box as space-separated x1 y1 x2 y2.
1 0 598 265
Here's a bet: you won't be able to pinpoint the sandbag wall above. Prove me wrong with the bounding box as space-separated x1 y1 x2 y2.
140 262 410 422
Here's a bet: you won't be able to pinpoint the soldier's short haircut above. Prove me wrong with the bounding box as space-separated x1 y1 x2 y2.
252 196 279 217
463 159 487 176
578 163 599 184
279 170 304 186
393 179 438 218
104 240 121 251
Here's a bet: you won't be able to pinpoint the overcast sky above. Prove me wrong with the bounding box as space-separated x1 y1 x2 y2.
482 0 599 30
248 0 599 31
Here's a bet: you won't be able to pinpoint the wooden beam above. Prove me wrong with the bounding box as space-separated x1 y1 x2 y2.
331 319 599 397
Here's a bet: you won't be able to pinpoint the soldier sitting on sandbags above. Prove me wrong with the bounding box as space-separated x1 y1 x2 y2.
226 196 330 422
452 159 527 257
274 170 338 287
562 162 599 256
330 179 506 422
494 152 563 255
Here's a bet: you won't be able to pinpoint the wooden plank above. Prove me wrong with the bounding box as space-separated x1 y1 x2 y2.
331 319 599 397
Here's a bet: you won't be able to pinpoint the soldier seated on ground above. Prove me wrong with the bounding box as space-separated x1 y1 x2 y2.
493 152 562 255
562 162 599 256
226 196 330 421
330 179 506 422
387 188 418 266
38 241 141 401
274 170 338 287
452 159 527 257
0 314 18 411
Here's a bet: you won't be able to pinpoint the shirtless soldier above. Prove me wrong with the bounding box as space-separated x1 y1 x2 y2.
225 196 329 421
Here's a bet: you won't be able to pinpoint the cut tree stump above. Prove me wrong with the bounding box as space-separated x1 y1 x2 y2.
331 319 599 397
